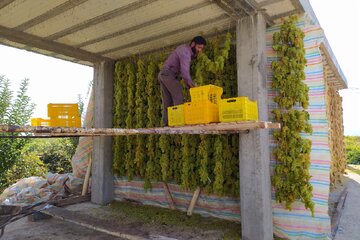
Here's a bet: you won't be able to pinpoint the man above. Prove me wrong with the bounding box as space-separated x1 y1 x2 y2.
158 36 206 126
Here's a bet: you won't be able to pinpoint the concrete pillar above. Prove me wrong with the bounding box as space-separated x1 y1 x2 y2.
92 60 115 204
236 13 273 240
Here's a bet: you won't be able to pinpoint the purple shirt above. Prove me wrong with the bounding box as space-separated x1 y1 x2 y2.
163 44 194 86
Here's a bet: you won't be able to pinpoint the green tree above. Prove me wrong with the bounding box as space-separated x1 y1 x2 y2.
0 76 35 190
21 138 75 174
4 151 48 187
345 136 360 164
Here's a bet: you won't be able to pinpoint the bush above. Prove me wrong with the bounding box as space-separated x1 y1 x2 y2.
21 138 76 174
345 136 360 164
3 152 48 188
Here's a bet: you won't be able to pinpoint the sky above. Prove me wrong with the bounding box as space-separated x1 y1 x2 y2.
0 46 93 119
0 0 359 135
309 0 360 136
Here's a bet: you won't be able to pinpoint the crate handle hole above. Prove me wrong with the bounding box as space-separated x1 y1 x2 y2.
227 99 236 103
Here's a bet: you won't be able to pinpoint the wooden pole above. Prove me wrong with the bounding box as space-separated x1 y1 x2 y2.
163 183 175 210
82 156 92 196
0 121 280 137
187 187 201 216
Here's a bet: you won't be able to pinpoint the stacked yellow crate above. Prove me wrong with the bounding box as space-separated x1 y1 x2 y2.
168 85 223 126
218 97 258 122
47 103 81 127
167 85 259 126
31 103 81 127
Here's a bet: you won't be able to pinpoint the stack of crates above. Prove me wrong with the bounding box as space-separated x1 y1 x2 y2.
168 85 223 126
218 97 258 122
31 103 81 127
31 118 51 127
47 103 81 127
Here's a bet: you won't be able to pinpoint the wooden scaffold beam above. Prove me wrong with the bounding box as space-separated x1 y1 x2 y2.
0 121 280 137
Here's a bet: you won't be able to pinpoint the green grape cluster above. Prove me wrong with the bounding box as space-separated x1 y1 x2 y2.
271 16 314 216
112 32 240 197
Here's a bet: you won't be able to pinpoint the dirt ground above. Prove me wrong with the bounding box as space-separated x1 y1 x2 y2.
2 215 124 240
3 169 357 240
2 201 240 240
334 169 360 240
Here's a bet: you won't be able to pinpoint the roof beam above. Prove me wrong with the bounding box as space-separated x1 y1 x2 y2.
122 27 236 60
257 0 285 7
320 43 347 90
98 14 229 56
76 1 212 48
15 0 88 31
46 0 158 41
212 0 246 20
269 9 299 21
0 0 15 10
289 0 304 13
0 25 111 63
213 0 273 25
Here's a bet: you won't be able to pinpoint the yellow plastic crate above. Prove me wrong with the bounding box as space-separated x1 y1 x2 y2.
219 97 258 122
168 104 185 126
31 118 51 126
50 118 81 128
48 103 79 118
190 85 223 105
184 101 219 125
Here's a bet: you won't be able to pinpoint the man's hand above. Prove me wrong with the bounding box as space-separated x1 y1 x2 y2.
187 82 196 88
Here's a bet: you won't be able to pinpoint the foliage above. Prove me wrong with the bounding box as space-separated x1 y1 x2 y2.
345 136 360 164
4 151 48 187
21 138 75 174
270 16 314 215
108 201 241 239
112 32 239 196
0 76 35 190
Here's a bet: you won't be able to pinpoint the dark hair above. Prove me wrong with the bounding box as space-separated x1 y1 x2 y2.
191 36 206 45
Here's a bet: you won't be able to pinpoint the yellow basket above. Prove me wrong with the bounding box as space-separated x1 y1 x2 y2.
184 101 219 125
168 104 185 126
48 103 79 118
190 85 223 105
31 118 51 127
50 118 81 128
219 97 258 122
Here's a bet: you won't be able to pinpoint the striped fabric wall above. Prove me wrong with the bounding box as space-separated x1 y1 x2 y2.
114 178 241 222
71 88 94 178
267 17 331 239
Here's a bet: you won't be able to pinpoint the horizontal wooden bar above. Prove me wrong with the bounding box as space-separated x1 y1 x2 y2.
0 121 280 137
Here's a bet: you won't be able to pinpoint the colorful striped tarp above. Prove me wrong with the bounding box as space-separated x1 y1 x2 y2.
71 88 94 178
267 17 331 239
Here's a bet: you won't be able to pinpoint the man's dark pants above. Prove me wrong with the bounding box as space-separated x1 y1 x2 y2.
158 69 184 126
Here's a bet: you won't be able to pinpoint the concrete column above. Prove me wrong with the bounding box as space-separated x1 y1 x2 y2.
92 60 115 204
236 13 273 240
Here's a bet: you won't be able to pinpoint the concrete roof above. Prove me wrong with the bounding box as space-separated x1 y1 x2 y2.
0 0 346 89
0 0 304 66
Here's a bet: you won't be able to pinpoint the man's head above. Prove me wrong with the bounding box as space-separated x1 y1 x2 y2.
190 36 206 56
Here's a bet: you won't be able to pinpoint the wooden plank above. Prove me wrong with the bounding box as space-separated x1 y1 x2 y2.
0 121 280 136
82 156 92 196
54 195 91 207
163 183 175 210
187 187 201 216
